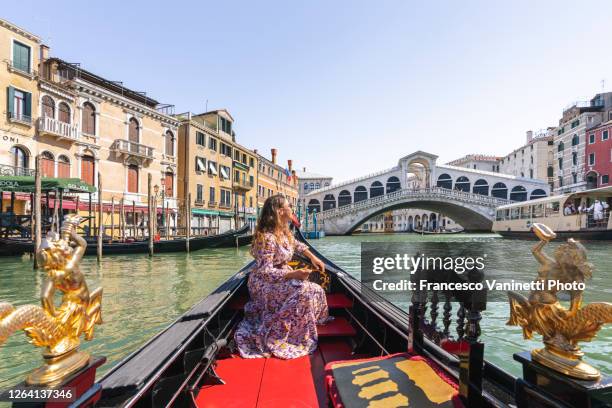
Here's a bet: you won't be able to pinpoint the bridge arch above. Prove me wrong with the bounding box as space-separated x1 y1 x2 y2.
455 176 470 192
307 199 320 213
354 186 368 202
323 194 336 211
386 176 401 193
530 189 547 200
338 190 352 207
370 181 384 198
473 179 489 195
491 182 508 199
436 173 452 189
510 185 527 201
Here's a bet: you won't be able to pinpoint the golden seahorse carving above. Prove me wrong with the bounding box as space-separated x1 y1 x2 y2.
0 214 103 385
506 223 612 380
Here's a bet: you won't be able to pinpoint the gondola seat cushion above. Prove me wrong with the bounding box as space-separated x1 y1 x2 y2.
325 353 463 408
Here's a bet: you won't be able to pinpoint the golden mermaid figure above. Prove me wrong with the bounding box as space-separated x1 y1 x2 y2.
0 214 103 385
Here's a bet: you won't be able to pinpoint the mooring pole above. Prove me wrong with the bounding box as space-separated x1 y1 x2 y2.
97 172 103 263
33 155 42 270
148 173 154 257
186 193 191 253
110 197 115 242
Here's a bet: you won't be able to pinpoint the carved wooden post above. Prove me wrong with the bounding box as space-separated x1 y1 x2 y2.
97 173 102 263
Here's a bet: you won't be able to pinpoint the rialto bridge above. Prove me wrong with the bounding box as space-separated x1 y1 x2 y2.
302 151 550 235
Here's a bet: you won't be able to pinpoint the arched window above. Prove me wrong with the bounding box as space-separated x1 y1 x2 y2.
472 179 489 195
164 169 174 197
323 194 336 211
58 102 70 124
307 199 321 213
571 134 579 146
127 164 139 193
530 189 547 199
454 176 470 192
370 181 384 198
436 173 452 189
386 176 401 193
58 155 70 178
558 141 564 152
491 182 508 199
510 185 527 201
338 190 352 207
165 130 175 156
128 118 139 143
41 151 55 177
10 146 29 173
42 95 55 118
81 154 95 185
82 102 96 135
354 185 367 202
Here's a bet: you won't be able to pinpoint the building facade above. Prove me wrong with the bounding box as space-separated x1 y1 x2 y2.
177 110 257 233
255 148 299 211
498 129 555 190
361 209 459 232
295 167 332 215
553 92 612 193
446 154 501 173
584 121 612 189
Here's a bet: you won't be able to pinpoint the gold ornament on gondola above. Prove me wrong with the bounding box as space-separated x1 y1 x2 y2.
288 260 331 291
0 214 103 386
507 223 612 380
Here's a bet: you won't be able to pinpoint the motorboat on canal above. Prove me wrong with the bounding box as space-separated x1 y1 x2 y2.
90 228 557 408
0 225 251 257
493 186 612 240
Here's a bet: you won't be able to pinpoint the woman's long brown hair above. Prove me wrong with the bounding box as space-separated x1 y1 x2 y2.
251 194 293 256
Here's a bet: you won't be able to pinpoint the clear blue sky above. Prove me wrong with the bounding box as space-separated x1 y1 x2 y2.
7 1 612 181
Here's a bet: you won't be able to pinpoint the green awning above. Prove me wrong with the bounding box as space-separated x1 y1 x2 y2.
219 211 235 218
0 176 96 193
192 208 219 216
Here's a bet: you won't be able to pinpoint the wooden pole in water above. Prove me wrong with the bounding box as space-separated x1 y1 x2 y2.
132 201 136 238
120 198 125 241
148 173 153 257
110 197 115 242
97 172 103 263
186 193 191 252
33 155 41 270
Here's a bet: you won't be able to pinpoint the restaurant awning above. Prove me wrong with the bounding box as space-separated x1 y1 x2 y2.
0 176 97 193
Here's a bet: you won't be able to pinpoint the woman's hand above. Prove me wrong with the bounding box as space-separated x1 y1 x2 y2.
286 268 311 280
311 257 325 274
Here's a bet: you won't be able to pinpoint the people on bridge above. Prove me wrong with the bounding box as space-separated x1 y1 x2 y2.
234 194 330 359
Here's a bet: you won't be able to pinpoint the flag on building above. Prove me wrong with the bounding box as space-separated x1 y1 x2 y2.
285 167 292 182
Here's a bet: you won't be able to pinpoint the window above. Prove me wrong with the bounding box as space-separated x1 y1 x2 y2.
196 184 203 202
242 153 247 164
127 164 138 193
58 155 70 178
220 117 232 134
529 169 533 178
12 41 30 73
220 143 232 156
208 161 218 176
209 187 216 203
602 175 609 185
558 176 563 187
81 155 95 185
557 142 564 152
42 95 55 118
249 157 254 167
572 173 577 184
10 146 28 170
208 137 217 151
165 131 175 156
58 102 70 124
589 153 595 166
603 130 609 141
571 119 579 129
7 87 31 122
220 189 231 206
557 127 564 135
571 134 579 146
196 131 205 146
558 158 563 169
589 133 595 144
195 156 206 172
128 118 139 142
234 150 240 160
82 102 96 135
41 151 54 177
571 152 577 165
164 171 174 197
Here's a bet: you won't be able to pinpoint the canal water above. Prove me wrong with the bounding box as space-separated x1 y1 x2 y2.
0 233 610 390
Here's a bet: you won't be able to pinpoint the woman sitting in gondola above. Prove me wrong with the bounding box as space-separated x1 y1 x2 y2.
235 194 330 359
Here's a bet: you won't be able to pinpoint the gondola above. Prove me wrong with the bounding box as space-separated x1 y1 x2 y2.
92 228 537 408
0 225 250 256
412 228 464 235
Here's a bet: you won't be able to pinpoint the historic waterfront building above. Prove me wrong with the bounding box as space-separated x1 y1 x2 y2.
446 154 501 173
553 92 612 193
361 209 459 233
177 110 257 233
0 18 42 214
498 129 555 190
584 120 612 189
295 167 332 215
255 148 299 212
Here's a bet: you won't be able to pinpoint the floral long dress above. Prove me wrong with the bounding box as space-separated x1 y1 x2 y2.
234 232 329 359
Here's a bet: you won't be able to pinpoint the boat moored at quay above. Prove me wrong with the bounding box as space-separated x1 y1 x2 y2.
493 186 612 240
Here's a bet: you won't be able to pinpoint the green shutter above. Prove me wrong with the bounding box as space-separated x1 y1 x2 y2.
7 86 14 118
24 91 31 118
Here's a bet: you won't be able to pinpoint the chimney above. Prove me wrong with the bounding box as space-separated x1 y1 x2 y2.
526 130 533 143
39 44 49 77
303 167 306 172
287 159 293 172
271 148 277 165
253 149 258 154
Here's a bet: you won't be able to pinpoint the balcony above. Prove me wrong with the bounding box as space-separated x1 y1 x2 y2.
112 139 154 163
0 164 34 176
8 112 32 126
37 117 79 141
232 178 253 191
